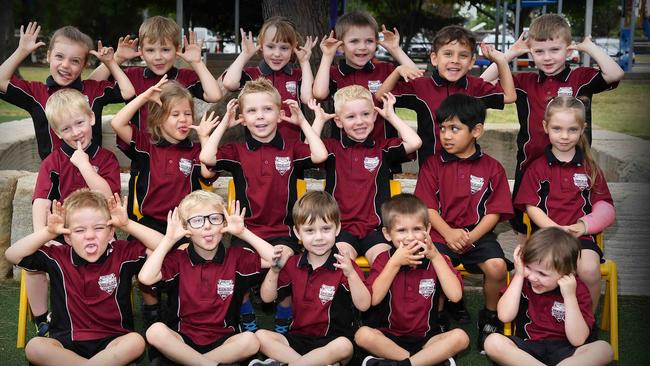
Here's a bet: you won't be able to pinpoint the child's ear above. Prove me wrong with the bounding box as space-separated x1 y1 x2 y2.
238 113 247 126
292 226 302 241
46 50 51 64
429 51 438 67
335 223 341 237
381 227 392 242
87 112 96 126
471 123 485 139
333 115 343 128
542 119 549 133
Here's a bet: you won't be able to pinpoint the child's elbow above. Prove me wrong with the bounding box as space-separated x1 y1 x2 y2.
447 290 463 303
504 93 517 104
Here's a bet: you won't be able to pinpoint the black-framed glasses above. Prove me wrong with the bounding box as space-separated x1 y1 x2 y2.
186 213 225 229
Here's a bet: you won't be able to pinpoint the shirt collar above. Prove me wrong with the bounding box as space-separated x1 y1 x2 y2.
341 132 375 148
388 245 431 270
440 143 483 163
46 75 83 91
259 60 294 76
297 246 338 271
431 67 468 88
187 241 226 265
544 144 583 166
60 141 100 158
245 129 285 150
338 59 375 75
155 137 194 149
72 242 112 266
144 66 179 79
537 64 571 83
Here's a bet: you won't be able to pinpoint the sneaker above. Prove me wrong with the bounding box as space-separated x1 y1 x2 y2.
248 358 281 366
361 356 399 366
274 317 291 334
438 311 452 333
477 309 502 353
446 299 471 324
35 312 51 337
241 313 258 332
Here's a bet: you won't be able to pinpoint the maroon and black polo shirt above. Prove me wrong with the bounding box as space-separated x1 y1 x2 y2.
207 131 315 239
277 248 367 337
17 240 146 341
0 75 124 160
512 65 618 173
513 277 594 341
414 146 514 244
363 248 461 339
32 141 120 203
514 146 613 242
237 61 304 142
127 126 209 223
391 68 504 166
322 135 408 238
155 243 261 346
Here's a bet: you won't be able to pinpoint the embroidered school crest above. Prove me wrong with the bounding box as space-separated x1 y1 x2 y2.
285 81 297 96
364 156 379 172
551 301 566 322
470 175 484 194
419 278 435 299
557 87 573 97
368 80 382 93
319 284 336 304
275 156 291 175
178 158 193 177
217 279 234 299
98 273 118 294
573 173 589 191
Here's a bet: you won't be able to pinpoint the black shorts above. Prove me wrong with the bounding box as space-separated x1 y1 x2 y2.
434 232 506 273
380 330 437 355
509 336 576 366
179 332 230 354
231 235 302 254
284 333 349 355
580 238 604 262
55 334 122 359
336 230 387 255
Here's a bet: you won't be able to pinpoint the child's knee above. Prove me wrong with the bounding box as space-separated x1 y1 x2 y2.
25 337 51 362
354 326 376 347
238 331 260 354
145 322 169 345
577 262 601 284
331 337 354 358
483 333 507 355
448 328 470 349
483 258 507 280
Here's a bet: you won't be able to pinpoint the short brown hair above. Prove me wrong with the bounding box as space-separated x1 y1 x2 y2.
527 13 572 45
45 89 93 131
62 189 110 226
178 190 225 226
333 85 373 114
381 193 430 231
147 81 194 143
432 25 476 54
259 16 300 48
335 10 378 40
48 26 93 64
238 77 281 110
293 191 340 228
521 227 581 275
139 16 181 48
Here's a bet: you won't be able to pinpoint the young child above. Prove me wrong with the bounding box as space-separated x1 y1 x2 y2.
312 10 418 141
479 13 624 239
514 96 615 313
138 191 277 365
250 191 371 366
222 16 317 142
413 94 514 351
355 193 469 366
376 25 516 166
0 22 135 160
28 88 122 336
483 228 614 366
5 189 166 366
308 85 421 265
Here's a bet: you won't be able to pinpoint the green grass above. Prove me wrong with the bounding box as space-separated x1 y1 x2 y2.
0 279 647 365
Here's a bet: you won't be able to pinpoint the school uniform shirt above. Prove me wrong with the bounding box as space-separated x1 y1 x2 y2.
364 248 461 339
127 125 209 222
0 75 124 160
414 146 514 244
514 145 613 242
17 240 146 341
513 65 618 172
514 277 594 341
32 141 121 203
238 61 304 142
328 59 396 141
207 131 314 239
155 243 261 346
322 135 408 238
277 248 367 337
391 68 504 166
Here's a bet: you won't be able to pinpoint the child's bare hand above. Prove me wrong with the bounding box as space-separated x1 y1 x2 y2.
221 200 247 236
444 228 470 253
378 25 401 50
422 233 439 260
569 35 595 53
166 207 191 241
46 200 70 236
107 193 129 229
90 41 116 65
69 141 90 169
307 99 335 123
558 273 577 298
177 31 203 64
320 30 342 57
114 35 140 63
270 245 292 272
396 65 424 82
18 22 46 54
191 110 221 139
565 222 586 238
333 246 355 277
240 28 259 58
508 32 530 58
513 244 524 275
280 100 307 126
480 42 507 63
295 35 318 64
144 74 168 105
374 92 397 120
393 240 424 267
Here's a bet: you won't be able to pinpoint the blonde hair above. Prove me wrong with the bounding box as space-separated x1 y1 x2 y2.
292 191 340 228
177 190 225 226
45 89 92 131
238 77 282 110
62 189 110 226
147 81 194 143
48 26 93 64
333 85 373 114
528 13 572 45
544 96 600 186
381 194 430 231
521 227 581 275
334 10 378 40
139 16 181 48
259 16 301 48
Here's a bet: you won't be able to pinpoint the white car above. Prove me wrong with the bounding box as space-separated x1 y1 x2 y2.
192 27 218 53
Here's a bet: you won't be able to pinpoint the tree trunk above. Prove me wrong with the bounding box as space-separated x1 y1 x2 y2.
0 0 14 63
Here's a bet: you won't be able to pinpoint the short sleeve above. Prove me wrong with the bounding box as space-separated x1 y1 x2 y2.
471 78 505 110
576 279 595 329
99 150 121 195
391 78 417 97
32 157 57 201
589 169 613 205
573 67 618 95
383 138 409 164
485 161 514 220
17 250 51 272
414 157 441 210
365 251 389 286
160 249 182 282
513 161 544 211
